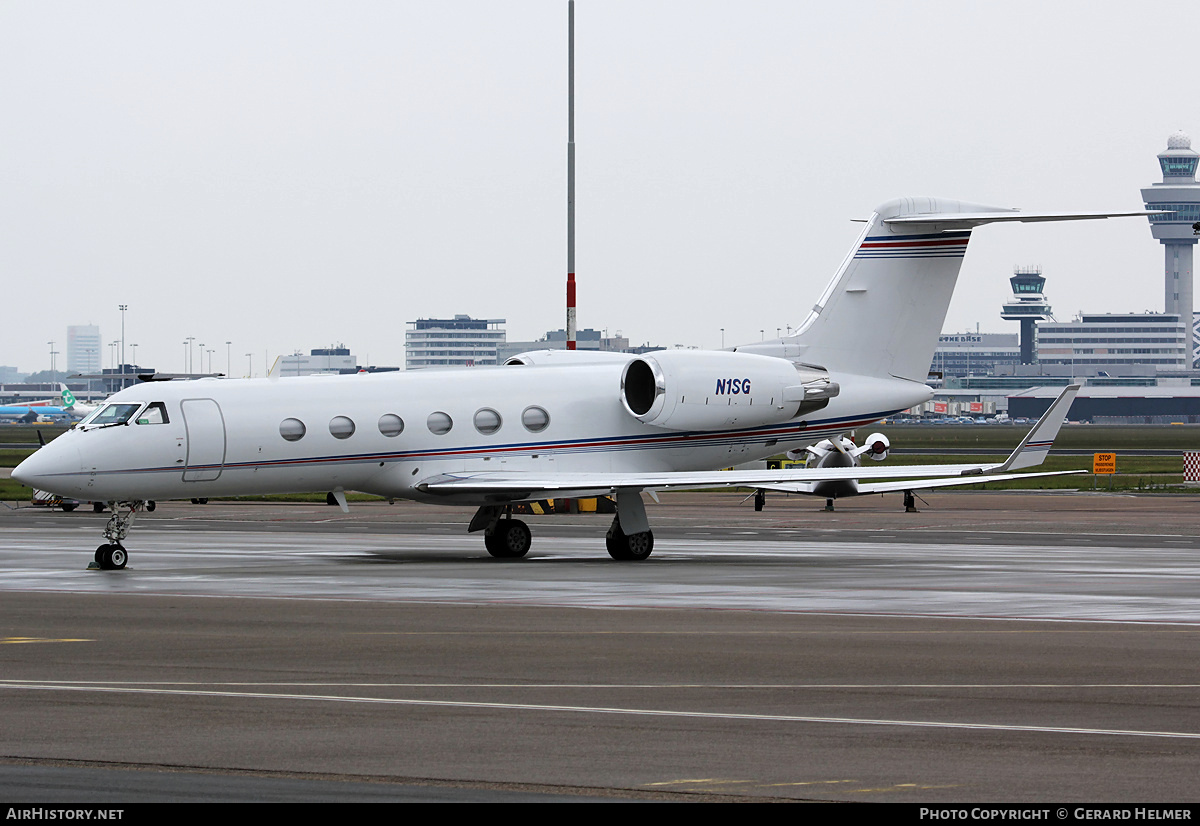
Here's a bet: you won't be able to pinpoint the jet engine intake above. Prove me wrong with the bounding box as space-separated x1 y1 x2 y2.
860 432 890 461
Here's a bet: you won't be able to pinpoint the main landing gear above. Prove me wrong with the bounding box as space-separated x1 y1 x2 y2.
89 501 147 570
469 490 656 561
605 517 654 561
484 516 532 558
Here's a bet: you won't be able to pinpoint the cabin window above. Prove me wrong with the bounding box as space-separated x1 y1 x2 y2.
136 402 169 425
378 414 404 437
329 416 356 440
427 411 453 435
279 418 306 442
473 408 502 435
521 405 550 433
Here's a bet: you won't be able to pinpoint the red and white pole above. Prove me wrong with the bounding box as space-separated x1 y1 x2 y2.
566 0 576 350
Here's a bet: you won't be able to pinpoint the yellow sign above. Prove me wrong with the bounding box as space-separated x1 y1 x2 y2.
1093 453 1116 474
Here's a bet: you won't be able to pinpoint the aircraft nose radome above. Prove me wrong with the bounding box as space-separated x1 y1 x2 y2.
12 444 81 495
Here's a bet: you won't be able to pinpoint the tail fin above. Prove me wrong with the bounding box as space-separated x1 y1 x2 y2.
785 198 1013 381
996 383 1080 471
751 198 1152 382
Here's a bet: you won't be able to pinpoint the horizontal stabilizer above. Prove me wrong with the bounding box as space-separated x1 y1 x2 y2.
885 210 1157 229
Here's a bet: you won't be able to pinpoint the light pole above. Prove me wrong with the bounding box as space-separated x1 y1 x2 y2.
186 337 195 374
118 304 128 376
83 348 95 399
720 328 724 348
47 341 57 384
130 343 138 369
225 341 231 377
246 353 253 379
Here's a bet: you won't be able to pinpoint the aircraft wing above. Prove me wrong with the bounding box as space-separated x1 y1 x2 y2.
417 385 1082 502
756 469 1085 496
417 462 1027 500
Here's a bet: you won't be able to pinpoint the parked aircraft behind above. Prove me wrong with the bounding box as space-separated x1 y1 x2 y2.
60 385 99 419
13 197 1143 569
752 384 1081 511
0 404 71 424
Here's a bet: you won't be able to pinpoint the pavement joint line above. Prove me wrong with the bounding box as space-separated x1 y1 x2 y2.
2 681 1198 740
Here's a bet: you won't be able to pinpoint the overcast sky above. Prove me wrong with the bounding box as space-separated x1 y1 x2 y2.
0 1 1187 376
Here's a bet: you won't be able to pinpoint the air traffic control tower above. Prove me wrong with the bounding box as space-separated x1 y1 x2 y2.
1000 266 1052 364
1141 132 1199 366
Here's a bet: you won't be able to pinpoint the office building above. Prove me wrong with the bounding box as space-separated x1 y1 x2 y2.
406 316 506 369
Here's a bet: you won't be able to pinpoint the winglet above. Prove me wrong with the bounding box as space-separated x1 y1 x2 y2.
995 384 1080 472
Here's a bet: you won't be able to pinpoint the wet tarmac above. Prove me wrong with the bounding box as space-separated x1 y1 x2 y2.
1 491 1198 802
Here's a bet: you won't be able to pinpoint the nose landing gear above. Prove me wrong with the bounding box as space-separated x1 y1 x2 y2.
88 501 146 571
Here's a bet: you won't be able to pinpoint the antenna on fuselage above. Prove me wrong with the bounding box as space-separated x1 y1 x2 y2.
565 0 577 350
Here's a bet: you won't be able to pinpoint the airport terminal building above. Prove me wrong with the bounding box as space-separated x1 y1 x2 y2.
405 315 506 369
1035 313 1190 371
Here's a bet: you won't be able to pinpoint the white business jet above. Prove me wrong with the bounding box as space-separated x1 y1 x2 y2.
14 197 1136 569
751 384 1080 512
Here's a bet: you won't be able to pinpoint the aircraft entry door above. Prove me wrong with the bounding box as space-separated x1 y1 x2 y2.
181 398 227 482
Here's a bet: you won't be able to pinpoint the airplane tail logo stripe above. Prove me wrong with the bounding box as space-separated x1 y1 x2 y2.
855 232 971 259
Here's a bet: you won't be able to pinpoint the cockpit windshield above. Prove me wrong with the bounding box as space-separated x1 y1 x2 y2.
83 403 143 427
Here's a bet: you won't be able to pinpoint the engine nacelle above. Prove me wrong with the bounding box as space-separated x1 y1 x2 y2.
620 349 838 431
859 432 890 462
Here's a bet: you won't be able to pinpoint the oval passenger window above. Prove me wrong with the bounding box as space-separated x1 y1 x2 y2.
378 414 404 437
280 418 306 442
427 411 453 435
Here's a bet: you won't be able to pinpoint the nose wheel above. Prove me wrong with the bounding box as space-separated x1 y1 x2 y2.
94 544 127 570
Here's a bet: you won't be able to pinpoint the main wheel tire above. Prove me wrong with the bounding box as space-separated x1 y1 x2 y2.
93 502 105 513
61 503 78 512
484 519 531 558
606 523 654 561
624 529 653 560
146 501 156 512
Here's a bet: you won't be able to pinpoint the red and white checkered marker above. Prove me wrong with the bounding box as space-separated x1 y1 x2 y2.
1185 451 1200 483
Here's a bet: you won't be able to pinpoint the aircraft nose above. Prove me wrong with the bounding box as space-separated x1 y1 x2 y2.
12 442 82 495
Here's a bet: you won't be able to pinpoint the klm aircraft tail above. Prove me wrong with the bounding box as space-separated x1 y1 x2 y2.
740 198 1149 382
